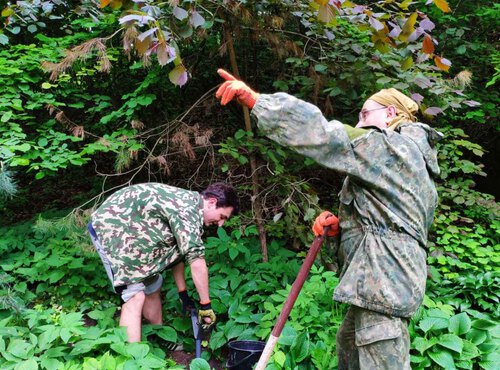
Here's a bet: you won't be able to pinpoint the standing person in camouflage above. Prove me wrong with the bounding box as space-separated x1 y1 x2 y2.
216 69 442 370
88 182 239 343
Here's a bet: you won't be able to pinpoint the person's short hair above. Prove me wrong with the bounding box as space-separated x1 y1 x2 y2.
201 182 239 215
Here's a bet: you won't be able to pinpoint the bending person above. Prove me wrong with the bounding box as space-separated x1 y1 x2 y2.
88 182 239 342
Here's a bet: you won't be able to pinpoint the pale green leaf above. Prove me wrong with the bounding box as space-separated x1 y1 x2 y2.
126 342 150 360
273 350 286 367
189 358 211 370
449 313 472 336
428 349 456 369
438 333 463 353
14 358 38 370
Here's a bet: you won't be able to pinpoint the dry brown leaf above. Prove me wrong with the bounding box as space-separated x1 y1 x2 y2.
422 34 435 54
131 120 145 130
71 126 85 139
135 37 151 56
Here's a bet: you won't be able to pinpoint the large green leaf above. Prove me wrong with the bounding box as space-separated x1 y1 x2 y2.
273 350 286 367
208 331 226 351
466 328 487 345
156 326 177 343
278 326 297 346
460 340 480 361
438 333 463 353
83 357 100 370
141 354 167 369
479 351 500 370
472 319 497 331
99 352 117 370
41 358 63 369
290 332 310 362
7 339 33 359
14 358 38 370
189 358 211 370
413 336 438 354
428 349 457 369
419 317 449 333
126 342 150 360
449 313 472 335
225 324 246 340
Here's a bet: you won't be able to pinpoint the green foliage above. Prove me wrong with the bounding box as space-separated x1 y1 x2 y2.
0 305 175 369
0 220 112 310
428 126 499 283
257 265 344 369
409 296 500 370
219 130 320 245
0 1 498 368
1 212 499 369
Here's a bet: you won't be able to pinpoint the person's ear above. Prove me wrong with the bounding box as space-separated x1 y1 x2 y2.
207 197 218 209
387 105 397 118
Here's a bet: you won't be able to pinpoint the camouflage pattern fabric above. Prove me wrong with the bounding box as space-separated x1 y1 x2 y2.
253 93 441 318
336 306 410 370
91 183 205 287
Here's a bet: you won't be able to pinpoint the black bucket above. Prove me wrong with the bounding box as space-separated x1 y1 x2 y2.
226 340 265 370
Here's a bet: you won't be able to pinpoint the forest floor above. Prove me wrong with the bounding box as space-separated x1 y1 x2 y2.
170 351 224 369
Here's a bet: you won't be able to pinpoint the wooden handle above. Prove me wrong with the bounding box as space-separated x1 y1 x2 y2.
254 227 329 369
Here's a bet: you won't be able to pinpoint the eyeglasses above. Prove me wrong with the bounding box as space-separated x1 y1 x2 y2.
359 107 387 121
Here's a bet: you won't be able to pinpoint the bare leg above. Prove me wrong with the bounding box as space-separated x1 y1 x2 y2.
119 291 146 342
143 288 163 325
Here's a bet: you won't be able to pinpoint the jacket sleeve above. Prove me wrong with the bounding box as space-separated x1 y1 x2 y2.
252 93 367 178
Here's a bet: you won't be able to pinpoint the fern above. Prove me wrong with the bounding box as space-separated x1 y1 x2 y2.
0 163 17 200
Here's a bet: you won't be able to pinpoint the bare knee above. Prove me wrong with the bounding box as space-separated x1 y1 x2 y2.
143 289 162 325
122 291 146 315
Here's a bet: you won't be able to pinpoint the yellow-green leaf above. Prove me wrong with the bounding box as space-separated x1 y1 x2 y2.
375 40 390 53
433 0 451 13
401 56 413 70
398 0 413 10
399 12 418 42
1 7 15 17
109 0 123 10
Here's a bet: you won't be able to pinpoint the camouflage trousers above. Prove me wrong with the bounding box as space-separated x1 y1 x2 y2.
336 306 410 370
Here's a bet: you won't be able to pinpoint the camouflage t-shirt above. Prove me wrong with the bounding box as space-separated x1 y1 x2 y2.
91 183 205 286
253 93 442 317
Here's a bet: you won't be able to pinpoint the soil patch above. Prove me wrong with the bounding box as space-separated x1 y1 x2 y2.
169 350 225 369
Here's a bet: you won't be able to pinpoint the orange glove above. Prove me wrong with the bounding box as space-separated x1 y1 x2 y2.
216 69 260 109
312 211 340 237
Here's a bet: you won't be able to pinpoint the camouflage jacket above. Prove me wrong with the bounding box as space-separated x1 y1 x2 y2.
91 183 205 287
253 93 441 317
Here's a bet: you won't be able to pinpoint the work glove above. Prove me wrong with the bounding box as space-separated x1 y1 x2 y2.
198 301 216 331
178 290 195 313
216 69 260 109
312 211 340 237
